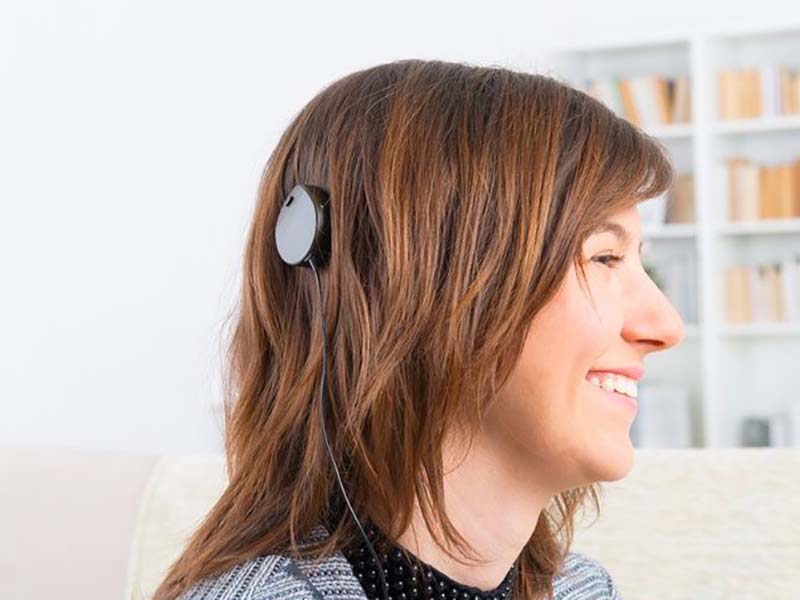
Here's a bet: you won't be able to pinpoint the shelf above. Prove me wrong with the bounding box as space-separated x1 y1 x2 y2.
712 114 800 135
541 33 689 56
717 219 800 235
542 23 800 449
720 322 800 336
642 223 697 238
643 123 694 139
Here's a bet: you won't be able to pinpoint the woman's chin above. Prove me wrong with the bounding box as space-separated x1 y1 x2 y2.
591 435 636 483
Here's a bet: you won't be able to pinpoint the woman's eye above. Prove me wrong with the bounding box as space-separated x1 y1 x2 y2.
593 253 625 268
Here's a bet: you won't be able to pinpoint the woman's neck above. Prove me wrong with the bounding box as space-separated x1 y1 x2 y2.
394 425 554 590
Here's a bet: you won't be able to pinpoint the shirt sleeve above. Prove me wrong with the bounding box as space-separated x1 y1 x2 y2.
579 553 623 599
557 552 624 600
598 561 623 600
607 571 623 600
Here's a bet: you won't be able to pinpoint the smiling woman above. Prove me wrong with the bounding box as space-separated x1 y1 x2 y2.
152 59 684 600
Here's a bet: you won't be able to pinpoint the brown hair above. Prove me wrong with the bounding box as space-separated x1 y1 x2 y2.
153 58 674 600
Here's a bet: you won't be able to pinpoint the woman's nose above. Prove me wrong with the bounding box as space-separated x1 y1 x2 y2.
621 266 686 352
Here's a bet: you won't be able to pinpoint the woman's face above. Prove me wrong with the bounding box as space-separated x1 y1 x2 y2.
487 204 685 491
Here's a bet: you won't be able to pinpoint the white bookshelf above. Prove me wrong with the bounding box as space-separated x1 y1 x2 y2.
541 22 800 449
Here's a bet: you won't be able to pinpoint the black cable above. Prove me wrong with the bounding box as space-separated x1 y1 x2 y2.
308 256 389 600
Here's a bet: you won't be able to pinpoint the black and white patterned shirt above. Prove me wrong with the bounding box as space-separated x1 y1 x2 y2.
177 524 623 600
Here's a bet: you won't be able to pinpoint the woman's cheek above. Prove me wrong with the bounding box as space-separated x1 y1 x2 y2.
576 269 624 339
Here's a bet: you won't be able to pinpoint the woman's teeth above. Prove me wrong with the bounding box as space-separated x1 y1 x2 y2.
588 372 638 399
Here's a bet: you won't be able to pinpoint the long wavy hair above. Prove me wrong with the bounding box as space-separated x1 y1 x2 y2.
153 58 674 600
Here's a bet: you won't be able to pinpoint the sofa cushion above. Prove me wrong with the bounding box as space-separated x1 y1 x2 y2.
571 448 800 599
124 453 227 600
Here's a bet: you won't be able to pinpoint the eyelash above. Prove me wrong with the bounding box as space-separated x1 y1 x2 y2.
594 253 626 268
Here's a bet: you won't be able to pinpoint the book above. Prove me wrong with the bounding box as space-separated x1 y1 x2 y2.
673 74 692 123
723 156 800 220
781 255 800 322
723 257 800 323
586 74 691 126
665 173 695 223
740 417 770 446
717 63 800 119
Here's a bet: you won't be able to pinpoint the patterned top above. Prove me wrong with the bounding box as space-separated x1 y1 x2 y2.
176 524 623 600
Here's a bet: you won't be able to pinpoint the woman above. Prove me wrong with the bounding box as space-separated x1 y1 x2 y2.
153 58 684 600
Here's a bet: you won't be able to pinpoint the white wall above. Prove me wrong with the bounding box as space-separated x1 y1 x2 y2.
2 0 799 454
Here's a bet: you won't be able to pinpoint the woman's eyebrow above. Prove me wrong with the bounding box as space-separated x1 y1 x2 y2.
593 221 644 256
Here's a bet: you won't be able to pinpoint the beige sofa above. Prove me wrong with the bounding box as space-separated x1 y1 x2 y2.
2 444 799 600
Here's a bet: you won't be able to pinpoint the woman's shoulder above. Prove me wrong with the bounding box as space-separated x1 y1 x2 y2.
175 524 359 600
175 554 304 600
174 542 361 599
552 551 623 599
173 543 621 600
